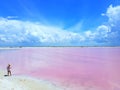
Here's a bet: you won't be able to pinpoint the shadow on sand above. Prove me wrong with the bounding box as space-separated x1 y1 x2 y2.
4 75 9 77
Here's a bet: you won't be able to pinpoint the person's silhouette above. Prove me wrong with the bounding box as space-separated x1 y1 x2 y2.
7 64 12 76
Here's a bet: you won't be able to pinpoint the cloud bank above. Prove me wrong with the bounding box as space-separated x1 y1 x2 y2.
83 5 120 46
0 18 84 46
0 5 120 46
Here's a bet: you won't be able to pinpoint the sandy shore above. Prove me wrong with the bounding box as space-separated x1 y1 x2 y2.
0 70 63 90
0 69 105 90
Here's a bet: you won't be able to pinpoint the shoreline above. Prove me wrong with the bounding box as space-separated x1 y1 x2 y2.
0 69 64 90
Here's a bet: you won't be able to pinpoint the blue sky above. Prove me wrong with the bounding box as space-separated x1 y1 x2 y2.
0 0 120 46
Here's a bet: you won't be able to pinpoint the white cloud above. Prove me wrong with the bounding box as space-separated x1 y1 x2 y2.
96 25 110 37
97 25 110 32
0 5 120 46
0 17 84 46
83 5 120 45
6 16 18 19
103 5 120 42
106 5 120 24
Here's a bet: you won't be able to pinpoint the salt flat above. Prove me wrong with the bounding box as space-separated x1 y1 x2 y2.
0 70 63 90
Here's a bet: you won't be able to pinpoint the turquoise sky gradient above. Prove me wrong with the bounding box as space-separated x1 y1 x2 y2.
0 0 120 46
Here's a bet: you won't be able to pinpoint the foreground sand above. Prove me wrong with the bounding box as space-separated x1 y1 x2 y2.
0 70 63 90
1 70 120 90
0 70 105 90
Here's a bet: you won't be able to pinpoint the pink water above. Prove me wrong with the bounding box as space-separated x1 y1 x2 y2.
0 47 120 89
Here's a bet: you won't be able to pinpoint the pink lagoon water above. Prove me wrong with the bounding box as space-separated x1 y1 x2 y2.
0 47 120 90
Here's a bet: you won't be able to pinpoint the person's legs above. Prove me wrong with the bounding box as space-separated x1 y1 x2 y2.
9 71 12 76
7 71 11 76
7 71 9 76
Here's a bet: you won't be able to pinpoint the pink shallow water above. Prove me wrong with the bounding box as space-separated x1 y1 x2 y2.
0 47 120 89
